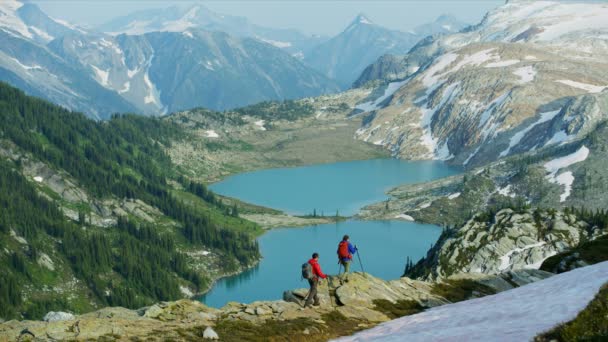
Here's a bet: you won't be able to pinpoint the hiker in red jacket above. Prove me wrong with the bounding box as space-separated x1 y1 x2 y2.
337 234 357 282
305 252 327 308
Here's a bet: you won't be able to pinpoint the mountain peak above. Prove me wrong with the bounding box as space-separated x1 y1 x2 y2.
356 13 373 24
350 13 374 27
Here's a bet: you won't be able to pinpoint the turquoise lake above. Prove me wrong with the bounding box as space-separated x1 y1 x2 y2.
201 159 460 307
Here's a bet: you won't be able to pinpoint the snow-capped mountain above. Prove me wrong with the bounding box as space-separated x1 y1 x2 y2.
0 0 85 43
304 14 468 89
0 0 137 119
0 1 339 117
49 30 339 114
97 4 326 57
352 0 608 167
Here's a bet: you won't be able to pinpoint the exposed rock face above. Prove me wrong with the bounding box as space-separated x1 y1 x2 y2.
352 54 415 88
0 272 538 341
411 209 604 281
352 1 608 167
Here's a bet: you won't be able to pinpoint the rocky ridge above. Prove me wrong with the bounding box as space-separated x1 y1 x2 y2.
406 208 607 281
0 271 552 341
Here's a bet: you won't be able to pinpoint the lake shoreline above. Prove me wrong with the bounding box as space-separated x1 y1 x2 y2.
200 159 459 307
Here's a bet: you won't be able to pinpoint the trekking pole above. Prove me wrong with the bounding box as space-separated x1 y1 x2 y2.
356 247 365 274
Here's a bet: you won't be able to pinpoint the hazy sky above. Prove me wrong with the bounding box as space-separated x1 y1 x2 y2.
33 1 504 36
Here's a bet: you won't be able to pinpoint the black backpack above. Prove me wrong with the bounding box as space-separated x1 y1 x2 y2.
301 262 313 280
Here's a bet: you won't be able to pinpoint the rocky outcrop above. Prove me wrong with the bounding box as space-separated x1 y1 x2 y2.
410 208 606 281
42 312 75 322
0 271 544 341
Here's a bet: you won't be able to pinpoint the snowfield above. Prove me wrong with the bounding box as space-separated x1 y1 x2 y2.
336 261 608 342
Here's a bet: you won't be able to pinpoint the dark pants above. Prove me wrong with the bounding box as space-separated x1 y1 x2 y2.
305 278 319 306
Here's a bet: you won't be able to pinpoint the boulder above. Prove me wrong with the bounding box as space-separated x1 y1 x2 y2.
255 306 272 316
144 300 217 322
283 290 304 306
203 327 219 340
43 312 75 322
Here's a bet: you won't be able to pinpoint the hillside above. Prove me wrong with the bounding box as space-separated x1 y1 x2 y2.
350 0 608 168
0 82 260 319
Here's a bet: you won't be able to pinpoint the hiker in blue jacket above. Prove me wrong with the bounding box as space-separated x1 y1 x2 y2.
337 234 357 282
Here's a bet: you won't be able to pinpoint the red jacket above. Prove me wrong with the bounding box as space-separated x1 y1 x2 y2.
308 258 327 279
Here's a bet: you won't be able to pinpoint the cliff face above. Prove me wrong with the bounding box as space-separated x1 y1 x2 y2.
0 271 550 341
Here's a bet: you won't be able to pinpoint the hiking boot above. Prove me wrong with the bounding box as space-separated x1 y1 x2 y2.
313 302 321 307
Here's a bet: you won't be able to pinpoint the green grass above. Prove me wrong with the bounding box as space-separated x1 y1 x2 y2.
372 299 424 319
535 284 608 341
431 279 497 303
174 311 364 342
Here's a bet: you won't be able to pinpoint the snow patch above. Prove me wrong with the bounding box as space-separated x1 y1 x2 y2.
555 79 606 93
395 214 415 222
419 83 460 159
512 66 536 83
355 79 409 112
127 68 139 78
421 53 458 87
447 192 461 200
497 185 516 198
484 59 520 68
257 37 292 48
91 65 110 87
463 146 481 166
544 145 589 175
254 120 266 131
544 146 589 202
29 26 53 41
8 57 43 72
419 202 431 209
118 81 130 94
204 130 219 138
499 109 561 157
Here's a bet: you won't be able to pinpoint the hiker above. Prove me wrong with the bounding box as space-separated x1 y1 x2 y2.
337 234 357 282
304 252 327 307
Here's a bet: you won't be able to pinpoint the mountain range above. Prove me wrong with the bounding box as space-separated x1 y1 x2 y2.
0 0 467 118
304 14 467 88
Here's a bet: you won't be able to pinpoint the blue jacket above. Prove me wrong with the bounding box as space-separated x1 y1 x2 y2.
339 242 357 262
